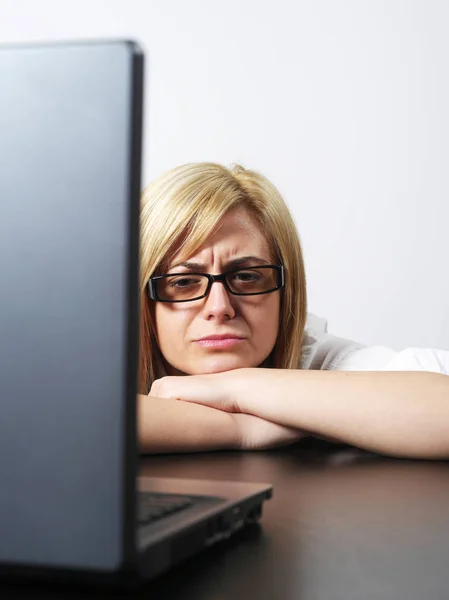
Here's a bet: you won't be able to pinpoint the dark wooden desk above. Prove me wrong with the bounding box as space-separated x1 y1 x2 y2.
3 442 449 599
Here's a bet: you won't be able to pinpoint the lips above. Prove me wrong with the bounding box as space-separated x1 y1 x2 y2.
196 334 245 341
194 334 246 349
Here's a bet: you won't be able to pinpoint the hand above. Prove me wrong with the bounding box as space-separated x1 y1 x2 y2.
231 412 306 450
150 368 261 413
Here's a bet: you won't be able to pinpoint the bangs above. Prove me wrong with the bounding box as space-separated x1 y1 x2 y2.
157 193 246 273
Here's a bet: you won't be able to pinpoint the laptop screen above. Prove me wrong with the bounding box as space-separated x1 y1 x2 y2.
0 40 142 571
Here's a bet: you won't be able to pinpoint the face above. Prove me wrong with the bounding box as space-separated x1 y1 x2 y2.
154 208 281 375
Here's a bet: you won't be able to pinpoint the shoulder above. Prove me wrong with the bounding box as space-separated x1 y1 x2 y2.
300 313 365 370
301 313 449 374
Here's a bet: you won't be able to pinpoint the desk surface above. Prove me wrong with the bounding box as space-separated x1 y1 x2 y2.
3 442 449 599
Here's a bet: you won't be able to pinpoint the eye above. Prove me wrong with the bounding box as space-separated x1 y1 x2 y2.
234 271 260 281
168 276 203 289
230 270 263 283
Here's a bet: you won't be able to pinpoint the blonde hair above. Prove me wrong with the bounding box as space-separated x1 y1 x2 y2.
139 163 307 393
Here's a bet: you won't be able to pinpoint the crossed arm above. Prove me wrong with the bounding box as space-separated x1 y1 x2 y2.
138 368 449 459
137 393 303 454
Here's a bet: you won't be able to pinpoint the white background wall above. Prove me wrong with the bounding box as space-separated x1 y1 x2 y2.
1 0 448 350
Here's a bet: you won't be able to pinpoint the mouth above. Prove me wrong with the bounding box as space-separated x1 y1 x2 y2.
194 335 246 349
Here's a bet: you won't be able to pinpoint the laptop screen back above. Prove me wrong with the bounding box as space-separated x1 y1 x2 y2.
0 41 142 572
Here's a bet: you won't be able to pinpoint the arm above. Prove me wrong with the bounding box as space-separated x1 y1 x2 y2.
137 394 305 454
151 369 449 459
240 369 449 459
137 394 239 454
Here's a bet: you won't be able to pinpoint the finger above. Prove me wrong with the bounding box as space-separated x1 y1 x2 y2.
150 374 233 410
150 376 191 399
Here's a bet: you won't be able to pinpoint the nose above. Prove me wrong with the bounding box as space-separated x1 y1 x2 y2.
202 280 236 321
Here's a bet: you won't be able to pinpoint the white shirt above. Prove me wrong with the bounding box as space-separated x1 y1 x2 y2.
301 313 449 375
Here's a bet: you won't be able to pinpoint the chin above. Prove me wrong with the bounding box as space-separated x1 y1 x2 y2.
189 356 258 375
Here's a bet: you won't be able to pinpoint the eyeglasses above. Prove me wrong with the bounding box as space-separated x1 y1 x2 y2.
148 265 285 303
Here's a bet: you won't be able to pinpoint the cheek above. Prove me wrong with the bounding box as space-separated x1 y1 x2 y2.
267 295 281 339
247 294 280 345
154 305 189 350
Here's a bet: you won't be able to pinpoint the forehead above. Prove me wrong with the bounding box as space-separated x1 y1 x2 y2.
170 209 272 265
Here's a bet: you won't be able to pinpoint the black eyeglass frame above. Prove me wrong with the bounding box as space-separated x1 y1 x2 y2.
147 264 285 303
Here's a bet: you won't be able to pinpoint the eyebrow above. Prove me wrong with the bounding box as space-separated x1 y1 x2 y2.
168 256 271 272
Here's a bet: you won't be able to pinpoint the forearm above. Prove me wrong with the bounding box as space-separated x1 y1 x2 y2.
137 394 240 454
240 370 449 459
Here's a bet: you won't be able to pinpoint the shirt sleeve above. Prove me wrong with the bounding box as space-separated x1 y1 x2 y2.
303 313 449 375
334 345 449 374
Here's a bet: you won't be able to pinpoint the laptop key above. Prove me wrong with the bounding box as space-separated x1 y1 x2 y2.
138 492 194 525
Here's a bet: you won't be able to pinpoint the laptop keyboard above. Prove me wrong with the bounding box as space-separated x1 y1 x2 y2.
138 492 194 525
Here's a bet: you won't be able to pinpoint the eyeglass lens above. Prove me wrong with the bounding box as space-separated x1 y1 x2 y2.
156 267 279 301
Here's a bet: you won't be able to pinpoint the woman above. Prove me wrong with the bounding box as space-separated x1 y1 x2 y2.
138 163 449 458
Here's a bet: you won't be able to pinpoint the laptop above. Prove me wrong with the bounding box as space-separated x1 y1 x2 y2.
0 40 272 585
